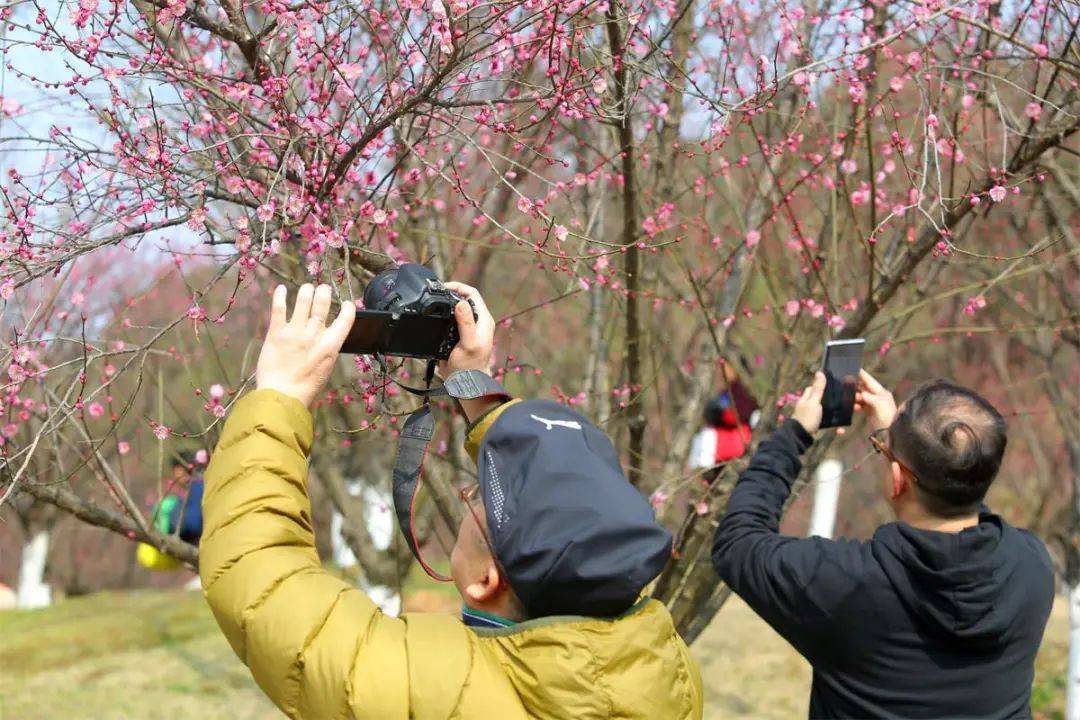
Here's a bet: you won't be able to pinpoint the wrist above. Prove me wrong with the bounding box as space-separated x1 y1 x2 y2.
787 418 816 451
256 380 310 407
459 396 503 423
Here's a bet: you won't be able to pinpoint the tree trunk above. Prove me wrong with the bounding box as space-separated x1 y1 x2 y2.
16 530 52 609
1068 579 1080 720
808 458 844 539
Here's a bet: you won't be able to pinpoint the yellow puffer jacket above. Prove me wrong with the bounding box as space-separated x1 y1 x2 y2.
200 389 703 720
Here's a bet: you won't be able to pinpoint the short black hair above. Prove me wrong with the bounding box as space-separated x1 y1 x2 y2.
703 394 729 428
888 380 1007 517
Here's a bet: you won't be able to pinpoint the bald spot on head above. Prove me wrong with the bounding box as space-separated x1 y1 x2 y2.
889 380 1007 517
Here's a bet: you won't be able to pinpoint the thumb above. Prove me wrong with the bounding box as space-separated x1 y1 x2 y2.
809 371 827 401
454 301 477 345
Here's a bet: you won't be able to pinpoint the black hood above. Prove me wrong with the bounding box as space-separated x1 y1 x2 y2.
871 511 1027 647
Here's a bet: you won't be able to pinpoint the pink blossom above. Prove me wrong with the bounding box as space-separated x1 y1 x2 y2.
840 159 857 175
0 279 14 300
256 202 276 222
745 229 761 247
850 188 870 206
153 424 171 440
339 64 364 81
87 402 105 418
1032 43 1049 58
213 404 227 418
187 207 207 230
516 196 534 215
888 76 904 93
118 441 131 455
988 185 1007 203
784 300 800 316
209 384 225 400
0 97 22 117
195 449 209 465
1024 102 1042 121
963 295 987 315
961 94 975 108
695 501 710 516
371 208 388 225
650 490 668 509
554 225 568 242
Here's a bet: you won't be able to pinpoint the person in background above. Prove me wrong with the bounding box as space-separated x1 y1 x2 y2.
712 370 1054 719
136 451 206 570
687 360 759 482
168 451 204 546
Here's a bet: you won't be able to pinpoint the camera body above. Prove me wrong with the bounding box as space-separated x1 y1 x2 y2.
340 264 475 360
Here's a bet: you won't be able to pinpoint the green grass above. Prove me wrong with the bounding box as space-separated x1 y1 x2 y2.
0 589 279 720
0 589 217 675
0 586 1068 719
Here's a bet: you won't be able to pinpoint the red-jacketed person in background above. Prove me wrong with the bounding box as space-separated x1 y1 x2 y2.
198 282 703 720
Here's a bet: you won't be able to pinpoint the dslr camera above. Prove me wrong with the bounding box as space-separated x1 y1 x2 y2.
340 264 475 360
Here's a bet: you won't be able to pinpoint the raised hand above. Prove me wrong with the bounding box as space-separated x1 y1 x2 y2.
255 284 356 407
438 281 495 379
855 369 897 431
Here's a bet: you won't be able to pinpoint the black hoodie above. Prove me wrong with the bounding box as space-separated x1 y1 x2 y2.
712 420 1055 719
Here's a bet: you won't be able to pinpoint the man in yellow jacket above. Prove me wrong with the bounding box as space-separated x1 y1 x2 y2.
200 282 703 720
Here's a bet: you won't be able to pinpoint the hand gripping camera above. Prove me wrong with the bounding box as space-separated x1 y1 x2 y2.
340 264 475 360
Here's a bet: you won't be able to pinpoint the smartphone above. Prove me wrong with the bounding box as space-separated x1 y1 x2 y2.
820 339 865 428
339 310 458 360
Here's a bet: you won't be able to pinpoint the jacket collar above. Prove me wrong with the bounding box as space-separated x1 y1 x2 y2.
462 605 516 629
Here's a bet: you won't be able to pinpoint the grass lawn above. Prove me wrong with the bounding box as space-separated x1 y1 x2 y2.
0 583 1068 719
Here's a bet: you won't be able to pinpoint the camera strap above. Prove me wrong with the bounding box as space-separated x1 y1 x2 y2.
392 369 511 581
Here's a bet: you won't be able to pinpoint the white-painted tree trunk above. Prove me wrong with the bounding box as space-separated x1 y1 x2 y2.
330 484 401 616
16 530 52 609
808 459 844 539
1067 580 1080 720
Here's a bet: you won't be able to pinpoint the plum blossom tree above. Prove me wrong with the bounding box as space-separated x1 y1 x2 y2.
0 0 1077 663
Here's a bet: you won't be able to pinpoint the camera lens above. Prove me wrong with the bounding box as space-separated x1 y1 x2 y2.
363 268 401 312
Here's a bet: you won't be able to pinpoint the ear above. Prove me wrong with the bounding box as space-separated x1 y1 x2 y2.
890 461 906 500
464 564 502 603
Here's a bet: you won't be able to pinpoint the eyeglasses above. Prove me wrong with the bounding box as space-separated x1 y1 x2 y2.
868 427 921 486
459 483 499 561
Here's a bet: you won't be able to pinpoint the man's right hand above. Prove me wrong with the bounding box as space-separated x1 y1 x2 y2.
855 369 897 430
438 282 495 379
438 282 502 423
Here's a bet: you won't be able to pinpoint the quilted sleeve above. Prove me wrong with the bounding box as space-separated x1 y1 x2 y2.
200 388 414 720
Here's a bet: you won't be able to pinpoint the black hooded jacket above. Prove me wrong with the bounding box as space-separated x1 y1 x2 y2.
712 420 1055 719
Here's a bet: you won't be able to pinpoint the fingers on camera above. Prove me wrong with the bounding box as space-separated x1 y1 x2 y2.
456 301 478 345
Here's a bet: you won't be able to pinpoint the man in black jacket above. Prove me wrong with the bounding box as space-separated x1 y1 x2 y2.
712 370 1054 719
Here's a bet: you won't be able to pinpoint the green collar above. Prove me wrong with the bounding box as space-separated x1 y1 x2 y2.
462 605 516 629
469 597 654 638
